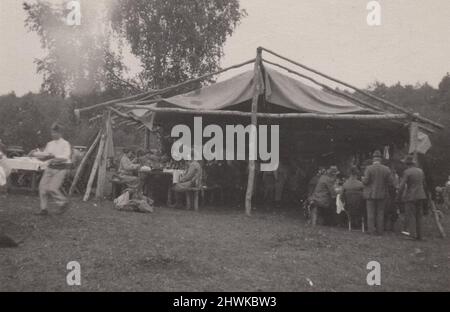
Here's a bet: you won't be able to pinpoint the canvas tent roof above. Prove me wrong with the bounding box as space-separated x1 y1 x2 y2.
132 67 369 115
79 48 443 134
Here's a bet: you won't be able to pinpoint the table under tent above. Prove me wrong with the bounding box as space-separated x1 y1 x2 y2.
74 47 443 216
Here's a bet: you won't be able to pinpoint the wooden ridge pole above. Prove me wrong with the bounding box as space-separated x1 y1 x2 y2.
138 59 256 101
75 59 255 116
261 47 444 130
83 133 106 201
75 92 155 118
118 104 408 120
245 48 263 216
69 130 102 195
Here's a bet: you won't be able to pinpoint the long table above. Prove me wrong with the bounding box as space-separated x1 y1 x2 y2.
1 157 47 193
138 169 184 205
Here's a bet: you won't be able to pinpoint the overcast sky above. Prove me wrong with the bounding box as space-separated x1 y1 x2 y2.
1 0 450 96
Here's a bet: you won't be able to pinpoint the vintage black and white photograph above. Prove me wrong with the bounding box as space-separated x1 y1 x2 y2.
0 0 450 295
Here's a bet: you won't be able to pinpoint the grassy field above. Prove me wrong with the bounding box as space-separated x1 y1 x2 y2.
1 193 449 292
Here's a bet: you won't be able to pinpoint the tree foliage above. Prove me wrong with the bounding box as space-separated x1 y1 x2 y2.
23 1 126 97
109 0 246 90
23 0 246 97
367 76 450 184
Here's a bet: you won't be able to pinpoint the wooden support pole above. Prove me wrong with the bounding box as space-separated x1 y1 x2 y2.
428 192 446 238
75 92 155 118
138 59 256 101
83 133 106 202
144 128 149 150
69 130 102 195
96 114 111 200
75 59 255 115
409 121 419 161
245 48 263 216
118 104 408 120
261 47 444 130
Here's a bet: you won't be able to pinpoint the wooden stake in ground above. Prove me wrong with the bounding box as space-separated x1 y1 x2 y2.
428 192 446 238
69 130 102 195
245 48 263 216
83 134 106 202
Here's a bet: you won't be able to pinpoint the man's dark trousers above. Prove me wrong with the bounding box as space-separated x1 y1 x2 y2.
367 199 386 235
404 200 424 240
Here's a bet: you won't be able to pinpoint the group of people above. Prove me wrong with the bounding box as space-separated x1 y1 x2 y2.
2 123 448 242
309 150 429 240
116 147 204 208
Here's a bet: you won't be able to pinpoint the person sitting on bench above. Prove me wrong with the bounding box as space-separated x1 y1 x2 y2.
173 150 203 209
117 149 140 191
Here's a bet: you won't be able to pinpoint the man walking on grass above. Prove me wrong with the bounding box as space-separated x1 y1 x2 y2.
33 123 72 215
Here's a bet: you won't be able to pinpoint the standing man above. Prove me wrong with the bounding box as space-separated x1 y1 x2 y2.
362 150 393 235
397 155 427 240
33 123 71 215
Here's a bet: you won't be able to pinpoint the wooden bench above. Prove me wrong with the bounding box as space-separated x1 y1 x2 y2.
167 183 223 211
167 186 201 211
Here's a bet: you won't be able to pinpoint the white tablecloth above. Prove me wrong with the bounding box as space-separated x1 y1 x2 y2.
2 157 47 171
163 169 184 184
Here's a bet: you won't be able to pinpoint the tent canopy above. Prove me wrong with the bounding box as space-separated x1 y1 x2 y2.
148 67 369 114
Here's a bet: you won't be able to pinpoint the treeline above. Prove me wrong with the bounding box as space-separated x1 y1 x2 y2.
367 74 450 185
0 91 141 152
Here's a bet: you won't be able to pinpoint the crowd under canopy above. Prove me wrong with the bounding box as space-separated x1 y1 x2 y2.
74 47 443 214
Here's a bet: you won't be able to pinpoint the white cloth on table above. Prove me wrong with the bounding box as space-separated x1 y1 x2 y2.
163 169 184 184
2 157 47 171
0 166 6 186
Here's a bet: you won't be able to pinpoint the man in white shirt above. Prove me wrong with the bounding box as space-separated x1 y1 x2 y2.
33 123 71 215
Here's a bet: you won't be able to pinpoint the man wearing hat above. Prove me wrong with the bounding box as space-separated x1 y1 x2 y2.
33 123 72 215
311 165 339 226
397 155 427 240
362 150 394 235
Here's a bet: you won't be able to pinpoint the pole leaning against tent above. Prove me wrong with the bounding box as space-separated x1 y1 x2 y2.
83 133 106 202
69 130 102 196
96 112 112 200
261 47 444 130
245 48 263 216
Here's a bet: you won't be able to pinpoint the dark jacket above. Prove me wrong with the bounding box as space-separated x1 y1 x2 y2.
398 166 427 202
312 174 336 208
362 162 393 200
342 177 364 213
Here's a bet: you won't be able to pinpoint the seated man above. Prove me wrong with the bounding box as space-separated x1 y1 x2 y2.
311 166 339 226
172 152 203 208
342 166 365 229
117 149 140 191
